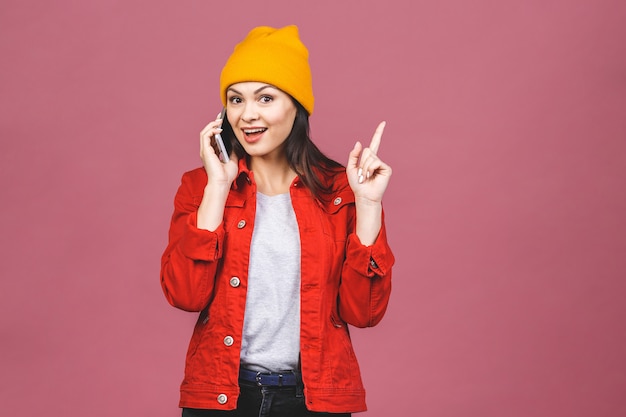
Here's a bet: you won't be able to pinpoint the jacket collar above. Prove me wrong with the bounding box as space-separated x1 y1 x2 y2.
230 159 353 212
231 158 253 191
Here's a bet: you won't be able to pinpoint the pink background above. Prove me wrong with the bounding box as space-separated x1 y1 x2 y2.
1 1 625 416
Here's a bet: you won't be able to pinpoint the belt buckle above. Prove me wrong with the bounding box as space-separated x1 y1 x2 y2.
255 371 284 387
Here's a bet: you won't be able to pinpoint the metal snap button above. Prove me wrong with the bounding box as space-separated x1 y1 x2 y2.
223 336 234 346
237 220 246 229
370 258 379 269
230 277 240 287
217 394 228 404
333 197 342 205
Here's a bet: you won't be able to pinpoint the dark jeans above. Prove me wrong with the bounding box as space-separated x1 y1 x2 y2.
182 379 351 417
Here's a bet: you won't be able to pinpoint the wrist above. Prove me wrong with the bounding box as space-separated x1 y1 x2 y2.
197 184 229 232
355 197 382 212
203 183 230 201
355 199 382 246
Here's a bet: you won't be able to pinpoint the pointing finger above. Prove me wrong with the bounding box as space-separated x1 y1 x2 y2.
369 121 386 154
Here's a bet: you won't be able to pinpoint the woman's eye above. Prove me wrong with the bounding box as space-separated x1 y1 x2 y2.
259 95 273 103
228 97 242 104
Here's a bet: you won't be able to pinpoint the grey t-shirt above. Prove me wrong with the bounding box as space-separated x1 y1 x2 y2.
240 192 301 372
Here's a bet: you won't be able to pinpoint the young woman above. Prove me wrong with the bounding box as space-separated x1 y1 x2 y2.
161 25 395 417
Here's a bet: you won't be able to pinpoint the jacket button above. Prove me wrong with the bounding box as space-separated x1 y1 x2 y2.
217 394 228 404
333 197 342 205
230 277 240 287
237 220 246 229
223 336 234 346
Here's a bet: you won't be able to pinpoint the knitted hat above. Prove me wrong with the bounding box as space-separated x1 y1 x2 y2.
220 25 314 115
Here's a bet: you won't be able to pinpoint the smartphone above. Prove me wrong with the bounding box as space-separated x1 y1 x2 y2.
213 108 230 163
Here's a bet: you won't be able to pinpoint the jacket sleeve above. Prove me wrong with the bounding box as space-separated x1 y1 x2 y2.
338 209 394 328
160 171 225 312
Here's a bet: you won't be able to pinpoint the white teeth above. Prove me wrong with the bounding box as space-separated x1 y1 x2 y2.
243 128 266 134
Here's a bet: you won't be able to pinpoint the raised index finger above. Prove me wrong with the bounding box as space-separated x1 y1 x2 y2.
369 121 386 154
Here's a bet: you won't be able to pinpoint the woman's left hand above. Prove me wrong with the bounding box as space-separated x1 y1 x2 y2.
347 121 392 203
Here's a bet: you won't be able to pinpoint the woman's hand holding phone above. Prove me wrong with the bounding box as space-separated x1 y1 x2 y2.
198 111 239 231
200 110 238 182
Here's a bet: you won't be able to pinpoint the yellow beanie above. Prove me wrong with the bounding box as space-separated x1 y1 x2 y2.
220 25 314 115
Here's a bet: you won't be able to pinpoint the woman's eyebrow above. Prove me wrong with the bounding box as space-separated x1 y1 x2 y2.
254 85 276 94
226 84 275 96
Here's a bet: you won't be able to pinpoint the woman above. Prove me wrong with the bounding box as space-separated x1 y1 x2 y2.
161 25 395 416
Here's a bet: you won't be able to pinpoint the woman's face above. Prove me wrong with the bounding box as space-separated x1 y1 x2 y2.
226 82 297 160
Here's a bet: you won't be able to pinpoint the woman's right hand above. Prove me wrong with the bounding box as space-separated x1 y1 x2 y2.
199 113 239 189
197 113 239 231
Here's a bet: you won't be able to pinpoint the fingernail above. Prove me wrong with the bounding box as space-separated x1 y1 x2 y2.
357 168 363 178
358 174 364 184
366 171 370 179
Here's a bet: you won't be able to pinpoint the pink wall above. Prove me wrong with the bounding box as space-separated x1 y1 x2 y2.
1 1 625 415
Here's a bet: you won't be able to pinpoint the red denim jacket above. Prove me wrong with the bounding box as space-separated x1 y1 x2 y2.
160 160 394 413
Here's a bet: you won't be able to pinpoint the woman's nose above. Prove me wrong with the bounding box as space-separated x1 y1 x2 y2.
241 103 259 122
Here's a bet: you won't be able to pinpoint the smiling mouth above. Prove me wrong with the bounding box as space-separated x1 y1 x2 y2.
243 128 267 135
242 127 267 142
